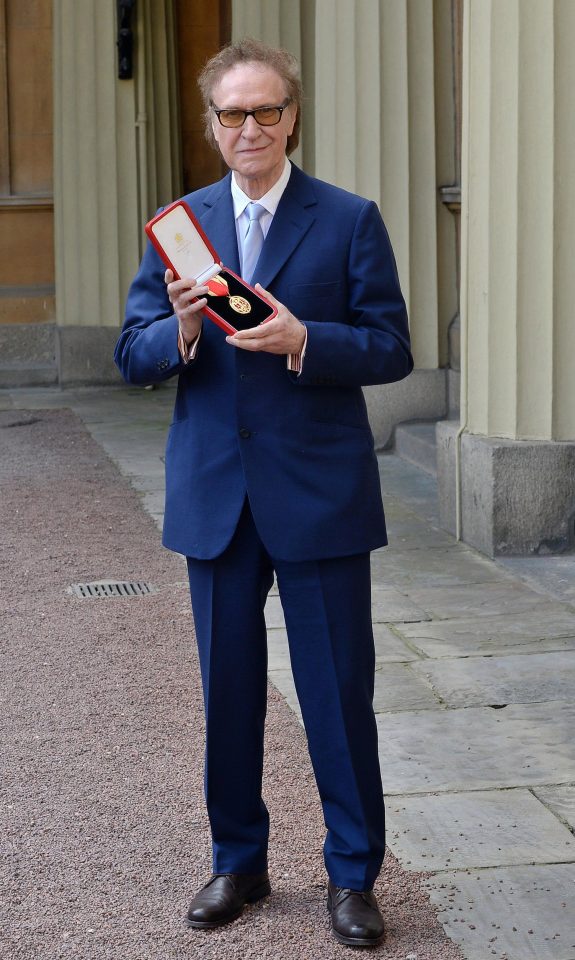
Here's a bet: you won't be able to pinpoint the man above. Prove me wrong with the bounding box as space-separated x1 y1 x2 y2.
115 38 412 948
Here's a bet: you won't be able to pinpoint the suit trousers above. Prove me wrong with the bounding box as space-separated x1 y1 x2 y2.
186 499 385 891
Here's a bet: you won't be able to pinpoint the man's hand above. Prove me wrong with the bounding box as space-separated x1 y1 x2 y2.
225 284 306 355
165 269 207 345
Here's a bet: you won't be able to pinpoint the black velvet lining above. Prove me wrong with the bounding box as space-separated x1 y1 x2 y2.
206 269 274 331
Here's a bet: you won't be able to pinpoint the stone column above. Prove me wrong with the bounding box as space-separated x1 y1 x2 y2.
53 0 179 383
314 0 439 370
313 0 446 444
230 1 448 444
438 0 575 554
231 0 303 167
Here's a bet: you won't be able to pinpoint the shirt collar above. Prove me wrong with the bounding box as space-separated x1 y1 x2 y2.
231 157 292 220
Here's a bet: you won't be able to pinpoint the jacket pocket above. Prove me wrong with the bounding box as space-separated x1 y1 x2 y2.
289 281 341 299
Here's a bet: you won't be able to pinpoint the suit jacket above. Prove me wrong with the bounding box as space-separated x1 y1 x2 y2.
114 164 413 561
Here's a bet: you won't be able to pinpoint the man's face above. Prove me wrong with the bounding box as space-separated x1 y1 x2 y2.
210 63 296 197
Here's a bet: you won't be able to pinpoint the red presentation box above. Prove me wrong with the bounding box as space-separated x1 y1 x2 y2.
145 200 277 336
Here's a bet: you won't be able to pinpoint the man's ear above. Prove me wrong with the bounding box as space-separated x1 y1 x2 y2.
286 104 297 137
212 120 220 145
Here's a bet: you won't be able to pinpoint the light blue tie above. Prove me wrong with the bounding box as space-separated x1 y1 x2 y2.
242 202 266 284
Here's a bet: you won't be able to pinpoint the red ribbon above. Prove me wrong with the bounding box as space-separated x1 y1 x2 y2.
206 274 229 297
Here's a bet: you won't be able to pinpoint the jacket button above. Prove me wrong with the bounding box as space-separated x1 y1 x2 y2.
239 428 251 439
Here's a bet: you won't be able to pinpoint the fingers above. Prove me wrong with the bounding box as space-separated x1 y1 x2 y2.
229 289 289 342
227 312 288 342
226 312 305 354
254 282 280 307
229 321 273 340
226 331 281 352
165 273 208 319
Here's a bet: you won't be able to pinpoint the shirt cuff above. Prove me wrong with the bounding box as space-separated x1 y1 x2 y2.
178 325 202 364
287 326 308 375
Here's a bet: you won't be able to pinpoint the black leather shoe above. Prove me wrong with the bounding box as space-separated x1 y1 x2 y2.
327 880 385 947
186 872 271 928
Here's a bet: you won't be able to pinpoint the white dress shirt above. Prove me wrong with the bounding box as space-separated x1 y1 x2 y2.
231 156 292 269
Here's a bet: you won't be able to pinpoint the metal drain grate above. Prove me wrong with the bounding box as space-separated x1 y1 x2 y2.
67 580 156 599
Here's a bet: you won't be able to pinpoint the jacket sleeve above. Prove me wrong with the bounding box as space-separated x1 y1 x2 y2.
114 237 191 386
290 200 413 388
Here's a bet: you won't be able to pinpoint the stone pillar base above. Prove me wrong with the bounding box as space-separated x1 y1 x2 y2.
57 327 123 386
0 323 58 388
437 424 575 556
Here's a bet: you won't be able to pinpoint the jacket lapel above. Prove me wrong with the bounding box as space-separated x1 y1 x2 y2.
197 175 241 274
253 165 317 290
192 165 317 285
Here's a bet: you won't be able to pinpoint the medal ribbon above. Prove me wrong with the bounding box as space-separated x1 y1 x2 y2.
206 274 230 298
206 273 252 315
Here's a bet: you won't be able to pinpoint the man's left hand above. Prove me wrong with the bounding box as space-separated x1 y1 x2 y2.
225 284 306 355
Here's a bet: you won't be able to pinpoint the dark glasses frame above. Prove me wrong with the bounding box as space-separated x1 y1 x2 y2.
211 99 292 128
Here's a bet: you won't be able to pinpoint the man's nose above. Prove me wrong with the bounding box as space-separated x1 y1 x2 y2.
241 115 262 139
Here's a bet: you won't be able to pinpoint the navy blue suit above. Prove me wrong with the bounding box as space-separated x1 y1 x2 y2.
115 164 412 889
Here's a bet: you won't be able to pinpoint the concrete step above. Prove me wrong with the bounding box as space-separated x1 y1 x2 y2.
394 420 438 477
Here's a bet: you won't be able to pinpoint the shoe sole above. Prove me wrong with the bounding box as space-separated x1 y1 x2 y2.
185 880 271 929
331 927 385 947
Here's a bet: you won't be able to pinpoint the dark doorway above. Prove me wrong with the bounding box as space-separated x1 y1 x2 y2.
174 0 231 193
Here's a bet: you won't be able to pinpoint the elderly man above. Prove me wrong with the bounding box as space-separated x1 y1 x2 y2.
115 38 412 948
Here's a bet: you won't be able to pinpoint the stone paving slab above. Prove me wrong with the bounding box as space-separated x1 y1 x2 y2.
404 581 555 620
379 514 456 549
265 595 286 629
534 785 575 831
87 416 170 436
93 439 166 464
373 663 441 713
394 609 575 658
377 700 575 794
7 384 173 432
501 555 575 603
372 544 505 588
386 788 574 871
141 490 165 526
267 628 291 670
371 583 431 623
107 452 166 473
423 863 575 960
373 623 421 662
378 453 441 524
379 498 428 521
128 473 166 495
6 383 172 413
412 650 575 708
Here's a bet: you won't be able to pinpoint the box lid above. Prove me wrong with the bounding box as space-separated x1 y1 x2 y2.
148 202 222 284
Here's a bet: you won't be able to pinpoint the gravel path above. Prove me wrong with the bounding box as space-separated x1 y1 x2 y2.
0 408 463 960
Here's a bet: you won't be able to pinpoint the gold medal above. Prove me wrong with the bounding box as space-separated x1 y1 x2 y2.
206 274 252 315
228 295 251 314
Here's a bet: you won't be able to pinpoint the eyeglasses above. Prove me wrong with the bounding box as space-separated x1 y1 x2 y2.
211 99 292 128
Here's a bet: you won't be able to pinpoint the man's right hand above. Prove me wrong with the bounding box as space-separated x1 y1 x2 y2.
165 269 207 345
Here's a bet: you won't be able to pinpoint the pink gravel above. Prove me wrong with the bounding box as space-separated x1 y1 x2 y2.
0 407 463 960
